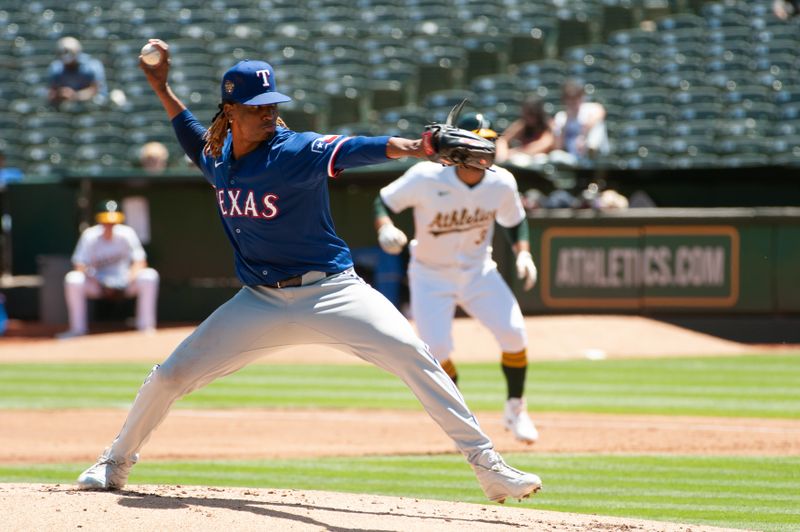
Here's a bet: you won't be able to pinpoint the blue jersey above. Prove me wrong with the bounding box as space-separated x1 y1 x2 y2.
172 109 391 285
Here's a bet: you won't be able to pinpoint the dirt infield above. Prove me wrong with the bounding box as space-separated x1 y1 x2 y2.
2 484 746 532
1 315 794 530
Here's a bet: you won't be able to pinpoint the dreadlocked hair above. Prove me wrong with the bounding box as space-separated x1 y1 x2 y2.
202 102 289 158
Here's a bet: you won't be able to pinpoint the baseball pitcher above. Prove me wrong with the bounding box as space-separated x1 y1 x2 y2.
74 40 542 504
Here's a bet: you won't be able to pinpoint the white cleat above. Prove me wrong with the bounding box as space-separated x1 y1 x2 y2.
503 397 539 444
471 449 542 503
76 450 136 490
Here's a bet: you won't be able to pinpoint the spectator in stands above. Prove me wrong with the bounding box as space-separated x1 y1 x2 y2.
550 79 609 166
47 37 108 108
495 95 555 165
139 141 169 174
57 199 159 339
0 150 24 187
773 0 800 18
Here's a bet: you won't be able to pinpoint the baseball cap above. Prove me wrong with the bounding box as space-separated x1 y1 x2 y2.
95 199 125 225
457 112 498 140
221 60 292 105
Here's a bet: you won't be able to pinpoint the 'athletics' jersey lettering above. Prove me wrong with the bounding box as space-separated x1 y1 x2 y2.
428 208 497 237
217 188 280 219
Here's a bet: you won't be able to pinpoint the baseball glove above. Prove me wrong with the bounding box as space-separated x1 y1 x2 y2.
422 124 496 170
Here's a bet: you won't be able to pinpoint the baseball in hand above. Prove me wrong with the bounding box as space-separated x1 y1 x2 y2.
140 43 163 67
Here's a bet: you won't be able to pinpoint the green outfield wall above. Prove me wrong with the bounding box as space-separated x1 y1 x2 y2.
502 207 800 315
3 171 800 324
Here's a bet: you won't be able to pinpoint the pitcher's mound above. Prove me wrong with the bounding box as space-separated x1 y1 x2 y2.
2 483 742 532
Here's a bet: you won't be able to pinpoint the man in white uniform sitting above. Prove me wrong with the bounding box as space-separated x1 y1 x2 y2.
373 113 540 443
57 199 159 338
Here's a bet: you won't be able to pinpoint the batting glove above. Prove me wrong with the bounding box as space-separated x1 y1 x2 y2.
378 224 408 255
515 250 538 291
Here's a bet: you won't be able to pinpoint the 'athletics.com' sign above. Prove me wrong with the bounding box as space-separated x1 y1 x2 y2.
539 226 740 308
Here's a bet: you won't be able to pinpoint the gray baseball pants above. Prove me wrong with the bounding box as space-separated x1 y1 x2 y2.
105 268 494 464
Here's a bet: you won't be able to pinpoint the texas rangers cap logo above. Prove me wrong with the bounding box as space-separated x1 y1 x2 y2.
224 80 235 95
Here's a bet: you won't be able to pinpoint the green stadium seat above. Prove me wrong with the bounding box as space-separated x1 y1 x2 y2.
665 136 717 157
670 153 721 169
724 102 778 121
477 90 525 111
506 17 554 66
764 135 800 155
621 87 671 106
718 153 771 168
770 151 800 166
656 12 706 31
771 120 800 137
469 74 520 93
423 89 477 111
381 105 431 128
670 86 720 106
462 35 510 82
600 3 637 40
615 136 667 158
331 122 381 136
621 152 672 170
616 119 665 140
677 102 724 121
623 103 675 123
715 119 769 139
555 14 593 56
414 46 467 99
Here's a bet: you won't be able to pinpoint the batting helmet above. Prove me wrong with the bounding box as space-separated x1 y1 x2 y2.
456 112 498 140
95 199 125 225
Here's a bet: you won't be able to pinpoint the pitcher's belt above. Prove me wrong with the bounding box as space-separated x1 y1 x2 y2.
263 270 336 289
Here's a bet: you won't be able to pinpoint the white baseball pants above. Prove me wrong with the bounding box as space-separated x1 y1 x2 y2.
63 268 159 334
408 261 527 362
105 269 494 465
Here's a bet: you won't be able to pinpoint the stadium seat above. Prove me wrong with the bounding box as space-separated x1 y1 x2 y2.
665 136 717 158
715 119 769 139
506 18 553 65
656 12 706 31
764 135 800 155
332 122 381 137
770 150 800 167
670 153 721 169
718 153 771 168
367 80 408 111
677 103 724 121
624 104 675 123
556 14 593 56
469 74 520 93
476 90 525 111
621 87 671 106
600 3 636 40
424 89 477 112
616 119 665 140
771 119 800 137
670 86 720 106
715 136 771 157
724 102 778 121
462 35 510 82
414 46 467 98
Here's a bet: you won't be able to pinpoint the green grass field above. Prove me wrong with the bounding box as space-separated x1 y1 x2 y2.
2 353 799 530
1 455 798 531
1 354 798 418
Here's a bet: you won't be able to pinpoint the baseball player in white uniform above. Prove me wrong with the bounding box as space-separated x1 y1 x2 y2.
58 199 159 338
374 113 540 443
